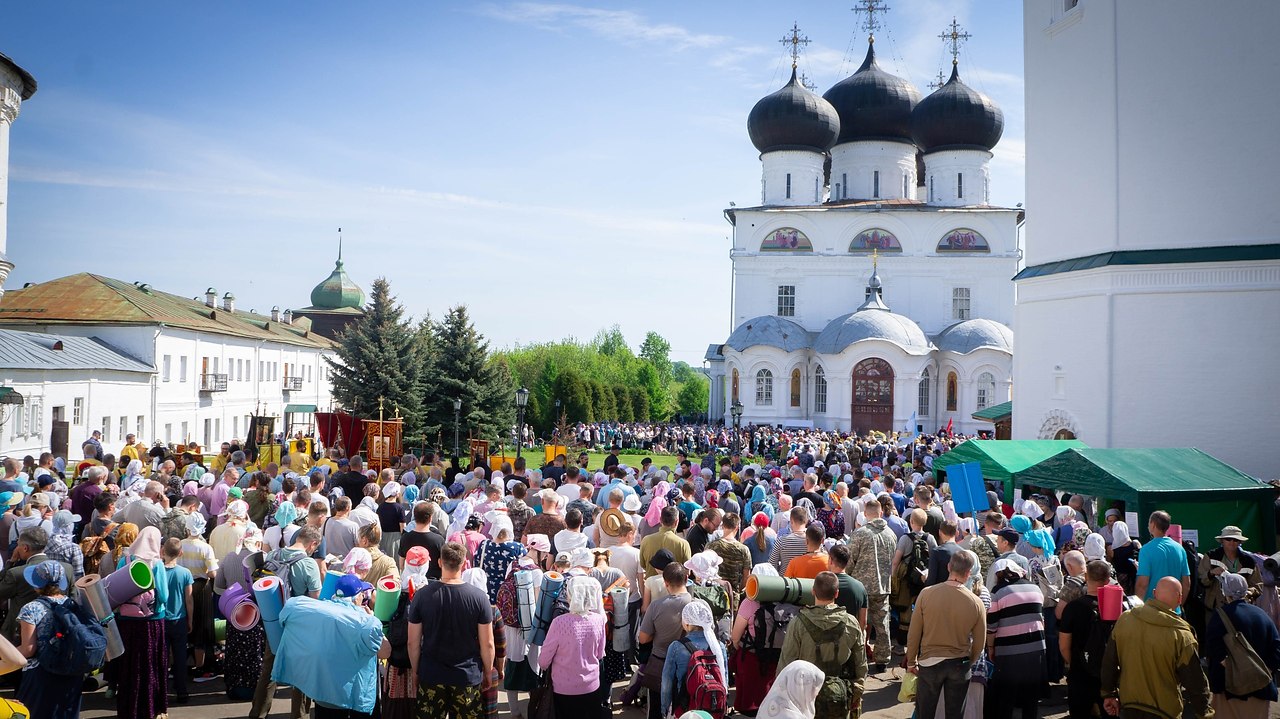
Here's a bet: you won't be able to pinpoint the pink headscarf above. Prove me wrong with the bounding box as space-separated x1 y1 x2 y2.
128 526 164 563
645 481 670 526
182 480 199 497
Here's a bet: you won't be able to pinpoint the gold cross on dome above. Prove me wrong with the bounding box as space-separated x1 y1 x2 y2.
853 0 891 42
940 17 972 66
780 23 810 70
872 247 880 271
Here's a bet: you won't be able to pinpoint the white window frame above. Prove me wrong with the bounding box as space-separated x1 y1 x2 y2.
952 287 971 321
918 369 931 417
11 405 23 439
179 356 188 383
102 416 111 443
777 285 796 317
73 397 84 425
814 367 827 414
137 416 145 439
162 355 172 382
119 416 127 441
977 372 996 410
755 369 773 406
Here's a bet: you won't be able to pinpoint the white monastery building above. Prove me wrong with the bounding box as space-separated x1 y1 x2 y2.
1015 0 1280 479
707 17 1020 436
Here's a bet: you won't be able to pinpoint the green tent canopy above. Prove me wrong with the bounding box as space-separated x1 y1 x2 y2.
1013 448 1276 553
972 400 1012 422
932 439 1086 499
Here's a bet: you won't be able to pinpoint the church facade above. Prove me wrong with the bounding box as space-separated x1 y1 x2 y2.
707 23 1019 436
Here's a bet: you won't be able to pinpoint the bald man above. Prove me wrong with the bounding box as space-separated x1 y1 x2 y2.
1101 576 1210 719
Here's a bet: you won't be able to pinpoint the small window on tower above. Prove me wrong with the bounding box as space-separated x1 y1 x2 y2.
777 285 796 317
929 176 935 202
952 288 971 320
873 170 880 199
903 173 910 198
957 172 964 199
785 173 792 199
842 173 848 199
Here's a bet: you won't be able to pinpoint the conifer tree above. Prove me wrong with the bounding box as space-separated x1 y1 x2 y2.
326 277 425 440
425 305 515 446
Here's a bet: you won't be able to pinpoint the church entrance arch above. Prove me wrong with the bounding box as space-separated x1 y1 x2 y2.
852 358 894 434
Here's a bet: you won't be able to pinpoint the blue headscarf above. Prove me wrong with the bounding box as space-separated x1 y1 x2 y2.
1024 528 1056 556
1010 515 1033 534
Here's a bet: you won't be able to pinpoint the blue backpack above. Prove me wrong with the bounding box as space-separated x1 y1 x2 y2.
35 598 107 676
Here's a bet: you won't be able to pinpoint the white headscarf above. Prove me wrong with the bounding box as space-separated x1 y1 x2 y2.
684 550 723 585
488 514 514 542
1084 533 1107 561
758 660 825 719
682 599 726 682
1110 521 1131 550
447 499 475 538
751 563 779 578
565 575 603 615
462 567 488 595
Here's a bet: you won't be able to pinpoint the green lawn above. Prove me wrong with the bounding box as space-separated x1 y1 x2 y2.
486 447 688 473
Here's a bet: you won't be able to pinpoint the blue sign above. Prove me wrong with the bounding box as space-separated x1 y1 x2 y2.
948 462 989 515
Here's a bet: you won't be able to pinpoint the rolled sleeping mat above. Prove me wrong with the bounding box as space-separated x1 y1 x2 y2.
74 575 125 661
745 575 814 606
262 617 283 653
529 571 565 646
609 585 631 653
218 582 253 618
214 618 227 643
515 569 537 642
100 560 155 609
374 575 400 623
319 571 346 601
252 576 286 624
228 598 261 631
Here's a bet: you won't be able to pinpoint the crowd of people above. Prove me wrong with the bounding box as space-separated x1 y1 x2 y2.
0 428 1276 719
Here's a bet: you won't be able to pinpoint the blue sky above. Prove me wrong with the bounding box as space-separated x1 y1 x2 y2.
2 1 1023 366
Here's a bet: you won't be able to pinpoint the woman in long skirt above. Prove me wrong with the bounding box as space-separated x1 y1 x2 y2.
225 622 267 700
116 527 169 719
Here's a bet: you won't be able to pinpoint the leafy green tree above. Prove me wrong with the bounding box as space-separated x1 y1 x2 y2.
636 362 670 421
672 361 699 384
595 325 628 357
639 331 673 384
326 277 425 441
591 380 617 421
675 376 710 418
612 385 634 422
554 369 593 423
425 305 515 446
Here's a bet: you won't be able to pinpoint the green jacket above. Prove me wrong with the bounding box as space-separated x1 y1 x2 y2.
779 603 867 717
1102 598 1212 719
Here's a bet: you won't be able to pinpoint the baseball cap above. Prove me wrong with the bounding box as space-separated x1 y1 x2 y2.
554 551 572 565
0 492 18 508
333 573 373 599
404 546 431 568
996 528 1022 544
51 510 81 533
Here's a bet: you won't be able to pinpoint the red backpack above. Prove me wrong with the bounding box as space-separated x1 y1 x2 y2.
676 638 727 719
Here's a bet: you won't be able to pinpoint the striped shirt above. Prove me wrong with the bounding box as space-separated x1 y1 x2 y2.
987 579 1045 656
179 538 218 579
769 532 809 575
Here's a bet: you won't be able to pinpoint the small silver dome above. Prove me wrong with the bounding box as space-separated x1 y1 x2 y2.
814 311 931 355
934 319 1013 354
726 315 811 353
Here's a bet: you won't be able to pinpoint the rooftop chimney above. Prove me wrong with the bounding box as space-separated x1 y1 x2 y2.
205 288 217 308
282 309 293 325
222 292 235 312
271 306 280 322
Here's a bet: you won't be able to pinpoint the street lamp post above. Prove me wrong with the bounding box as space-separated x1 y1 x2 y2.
515 387 530 461
452 398 462 459
730 400 743 455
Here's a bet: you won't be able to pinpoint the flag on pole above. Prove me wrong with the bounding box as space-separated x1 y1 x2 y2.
901 411 917 440
945 417 954 436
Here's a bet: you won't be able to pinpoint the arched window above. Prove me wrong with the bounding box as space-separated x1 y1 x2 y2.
814 367 827 414
946 372 958 412
976 372 996 410
918 368 930 416
790 368 801 407
731 369 739 405
755 369 773 406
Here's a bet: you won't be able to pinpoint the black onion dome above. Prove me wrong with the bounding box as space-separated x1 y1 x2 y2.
748 68 841 153
822 42 921 145
911 64 1004 152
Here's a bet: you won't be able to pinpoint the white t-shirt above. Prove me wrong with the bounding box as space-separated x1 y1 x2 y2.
609 544 642 605
556 482 581 506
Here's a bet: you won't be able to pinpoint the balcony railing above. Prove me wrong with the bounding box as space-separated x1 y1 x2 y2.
283 376 303 391
199 373 228 392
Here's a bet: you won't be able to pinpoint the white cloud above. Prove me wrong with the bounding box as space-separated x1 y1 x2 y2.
479 3 728 50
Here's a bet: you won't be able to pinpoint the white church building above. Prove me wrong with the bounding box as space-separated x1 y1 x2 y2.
1015 0 1280 479
707 22 1020 436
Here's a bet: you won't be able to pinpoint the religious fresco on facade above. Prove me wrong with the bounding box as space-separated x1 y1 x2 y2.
760 227 813 252
849 228 902 252
936 228 990 252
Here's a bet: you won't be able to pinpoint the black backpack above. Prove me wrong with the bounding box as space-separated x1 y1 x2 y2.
750 602 795 661
386 592 413 669
1081 601 1116 679
905 532 929 594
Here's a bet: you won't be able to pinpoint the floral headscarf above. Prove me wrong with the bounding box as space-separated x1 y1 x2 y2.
645 481 670 526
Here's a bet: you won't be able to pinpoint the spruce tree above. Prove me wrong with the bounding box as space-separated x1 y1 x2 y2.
325 277 425 441
425 305 516 447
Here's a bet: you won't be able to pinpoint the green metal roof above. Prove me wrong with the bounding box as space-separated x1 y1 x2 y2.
932 439 1086 483
309 257 365 310
1014 243 1280 281
1013 448 1266 500
284 404 317 414
972 400 1012 422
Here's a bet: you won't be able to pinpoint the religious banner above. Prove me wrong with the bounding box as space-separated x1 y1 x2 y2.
362 418 403 472
947 461 989 515
469 439 490 473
